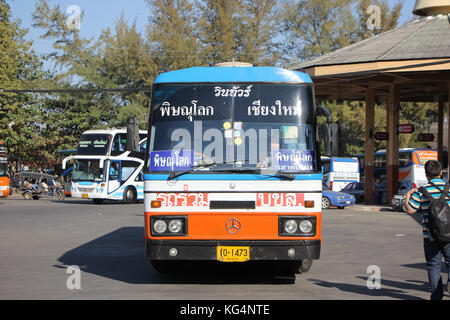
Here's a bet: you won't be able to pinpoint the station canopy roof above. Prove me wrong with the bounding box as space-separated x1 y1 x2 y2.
293 15 450 102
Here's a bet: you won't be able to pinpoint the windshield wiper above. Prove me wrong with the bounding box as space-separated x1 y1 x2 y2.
167 160 249 181
167 160 295 181
167 162 218 181
211 168 296 181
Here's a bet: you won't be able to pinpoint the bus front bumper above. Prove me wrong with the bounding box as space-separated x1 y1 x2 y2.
146 239 321 261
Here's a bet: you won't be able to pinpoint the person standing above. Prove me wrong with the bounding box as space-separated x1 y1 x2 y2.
405 160 450 300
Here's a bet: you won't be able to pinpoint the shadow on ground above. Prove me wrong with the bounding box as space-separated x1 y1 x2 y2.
309 277 428 300
56 227 296 285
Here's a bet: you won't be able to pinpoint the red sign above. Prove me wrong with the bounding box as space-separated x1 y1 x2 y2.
397 124 414 134
417 133 435 142
374 132 389 140
256 193 305 207
155 193 208 207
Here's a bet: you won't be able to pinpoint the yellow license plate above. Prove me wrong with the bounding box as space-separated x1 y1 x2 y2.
217 246 250 262
82 194 89 198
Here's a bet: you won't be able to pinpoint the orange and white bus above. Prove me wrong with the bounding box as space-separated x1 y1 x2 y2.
0 142 10 198
143 63 323 274
357 148 438 187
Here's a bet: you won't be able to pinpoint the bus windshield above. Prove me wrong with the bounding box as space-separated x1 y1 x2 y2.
72 159 104 182
147 83 317 174
77 134 112 156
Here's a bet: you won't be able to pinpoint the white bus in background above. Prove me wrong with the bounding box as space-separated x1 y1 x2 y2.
321 156 360 191
372 148 438 188
63 128 147 204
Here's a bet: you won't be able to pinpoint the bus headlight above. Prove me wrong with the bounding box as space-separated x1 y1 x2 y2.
150 216 187 237
168 220 183 233
279 216 316 237
299 220 313 233
284 220 298 234
153 220 167 233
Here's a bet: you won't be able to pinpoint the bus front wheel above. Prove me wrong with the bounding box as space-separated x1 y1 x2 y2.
297 259 313 274
124 186 137 204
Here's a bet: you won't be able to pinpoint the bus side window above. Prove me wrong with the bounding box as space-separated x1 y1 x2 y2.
135 170 144 182
109 162 120 181
399 153 411 167
121 161 140 183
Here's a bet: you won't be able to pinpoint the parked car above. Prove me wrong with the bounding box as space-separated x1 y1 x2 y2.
322 182 355 209
342 179 416 205
341 182 365 202
391 180 416 212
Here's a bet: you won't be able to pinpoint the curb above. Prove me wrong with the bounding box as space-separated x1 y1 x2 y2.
352 205 396 212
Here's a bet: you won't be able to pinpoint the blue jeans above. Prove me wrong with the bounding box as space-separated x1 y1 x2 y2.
423 239 450 300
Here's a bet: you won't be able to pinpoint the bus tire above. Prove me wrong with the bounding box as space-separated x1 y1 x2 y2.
124 186 137 204
321 196 331 209
298 259 313 274
150 260 177 273
92 199 104 204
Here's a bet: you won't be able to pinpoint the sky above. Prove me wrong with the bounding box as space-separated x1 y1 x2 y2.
8 0 417 59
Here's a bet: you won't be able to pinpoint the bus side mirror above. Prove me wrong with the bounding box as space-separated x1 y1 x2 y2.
99 159 104 169
62 156 73 170
127 116 140 152
316 105 339 157
323 122 339 157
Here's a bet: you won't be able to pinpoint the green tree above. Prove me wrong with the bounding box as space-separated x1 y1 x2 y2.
0 0 46 169
279 0 357 65
32 0 152 139
355 0 403 40
146 0 202 70
235 0 279 65
195 0 243 63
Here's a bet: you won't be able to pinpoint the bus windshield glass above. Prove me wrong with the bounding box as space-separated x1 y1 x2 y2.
147 83 317 174
72 159 104 182
0 157 7 177
77 134 112 155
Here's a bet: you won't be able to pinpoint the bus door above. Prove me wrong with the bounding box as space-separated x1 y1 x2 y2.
108 160 121 193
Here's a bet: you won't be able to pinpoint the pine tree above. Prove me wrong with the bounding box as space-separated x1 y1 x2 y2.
0 0 45 170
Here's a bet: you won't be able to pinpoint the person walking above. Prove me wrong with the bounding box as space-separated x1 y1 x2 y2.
405 160 450 300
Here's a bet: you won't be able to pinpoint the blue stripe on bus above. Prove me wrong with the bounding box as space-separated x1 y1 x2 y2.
144 173 322 181
154 67 312 84
78 181 94 186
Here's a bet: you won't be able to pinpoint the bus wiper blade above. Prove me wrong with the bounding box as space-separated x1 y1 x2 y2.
213 168 261 174
167 162 217 181
266 173 295 181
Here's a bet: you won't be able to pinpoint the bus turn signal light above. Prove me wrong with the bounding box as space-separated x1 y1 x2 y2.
304 201 315 208
151 200 162 208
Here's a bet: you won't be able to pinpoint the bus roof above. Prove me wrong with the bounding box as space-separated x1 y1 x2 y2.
154 66 313 84
374 148 437 154
81 128 147 135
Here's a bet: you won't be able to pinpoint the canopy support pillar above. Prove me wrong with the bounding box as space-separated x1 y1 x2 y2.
364 89 375 204
387 84 399 203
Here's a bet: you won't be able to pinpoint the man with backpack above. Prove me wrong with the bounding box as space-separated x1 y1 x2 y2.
405 160 450 300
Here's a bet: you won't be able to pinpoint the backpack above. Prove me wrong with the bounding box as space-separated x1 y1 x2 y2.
419 182 450 243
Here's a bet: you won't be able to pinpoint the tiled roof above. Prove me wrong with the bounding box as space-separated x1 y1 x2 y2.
295 15 450 69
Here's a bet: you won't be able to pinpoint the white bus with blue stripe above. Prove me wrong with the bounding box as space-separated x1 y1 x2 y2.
321 156 360 191
63 128 147 204
143 62 327 274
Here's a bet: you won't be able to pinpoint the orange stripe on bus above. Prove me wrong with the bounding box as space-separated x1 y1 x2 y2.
145 211 322 241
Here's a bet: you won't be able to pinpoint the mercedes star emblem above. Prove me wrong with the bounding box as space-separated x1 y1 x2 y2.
226 218 241 234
